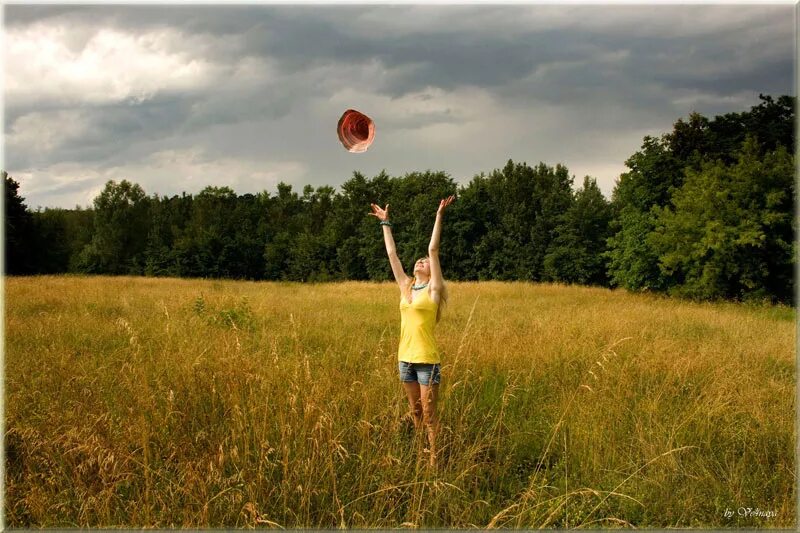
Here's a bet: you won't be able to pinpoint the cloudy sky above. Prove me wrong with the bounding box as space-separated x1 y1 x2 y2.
3 3 795 210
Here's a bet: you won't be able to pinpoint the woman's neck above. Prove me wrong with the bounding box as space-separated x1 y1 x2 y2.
414 276 430 286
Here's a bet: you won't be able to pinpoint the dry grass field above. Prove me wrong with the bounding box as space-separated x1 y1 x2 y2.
3 275 796 528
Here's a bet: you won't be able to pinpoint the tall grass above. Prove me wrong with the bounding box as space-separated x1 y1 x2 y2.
4 276 795 528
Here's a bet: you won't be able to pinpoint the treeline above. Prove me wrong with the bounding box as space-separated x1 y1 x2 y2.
4 94 795 304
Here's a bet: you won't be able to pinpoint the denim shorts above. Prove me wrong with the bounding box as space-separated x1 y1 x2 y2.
398 361 441 386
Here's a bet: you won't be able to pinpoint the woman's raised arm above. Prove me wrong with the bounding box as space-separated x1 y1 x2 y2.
369 203 410 289
428 195 455 290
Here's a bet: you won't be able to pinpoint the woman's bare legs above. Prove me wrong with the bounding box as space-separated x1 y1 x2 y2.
402 381 423 430
420 383 440 467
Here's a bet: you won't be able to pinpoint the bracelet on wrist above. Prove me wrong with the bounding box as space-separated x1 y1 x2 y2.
380 220 393 227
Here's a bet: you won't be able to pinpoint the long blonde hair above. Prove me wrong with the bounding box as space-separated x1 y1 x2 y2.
403 257 448 323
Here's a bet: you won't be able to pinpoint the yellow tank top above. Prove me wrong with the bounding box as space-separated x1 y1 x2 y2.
398 287 440 363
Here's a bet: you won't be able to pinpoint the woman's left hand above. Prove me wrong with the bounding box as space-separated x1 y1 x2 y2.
437 195 455 216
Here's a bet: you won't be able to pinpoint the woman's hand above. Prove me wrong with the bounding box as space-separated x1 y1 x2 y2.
436 195 455 217
369 203 390 222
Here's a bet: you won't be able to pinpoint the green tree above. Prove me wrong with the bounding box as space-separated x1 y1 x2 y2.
441 172 491 280
172 186 242 278
529 162 575 280
263 182 303 280
144 193 190 277
666 112 710 170
544 176 612 285
332 171 378 280
705 94 795 164
607 94 796 296
3 172 36 274
30 209 71 273
472 160 573 281
77 180 150 274
284 185 338 281
650 137 795 302
228 192 269 280
383 170 457 279
605 133 685 291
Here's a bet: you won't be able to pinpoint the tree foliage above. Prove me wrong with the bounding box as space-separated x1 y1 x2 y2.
78 180 150 274
3 172 36 275
544 176 612 285
650 138 795 302
606 93 795 302
4 94 794 305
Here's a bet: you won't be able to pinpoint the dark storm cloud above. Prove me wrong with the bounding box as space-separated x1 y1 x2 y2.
0 6 628 95
648 51 791 96
2 4 89 26
6 96 195 170
4 4 794 209
233 11 558 94
7 4 791 102
4 4 254 32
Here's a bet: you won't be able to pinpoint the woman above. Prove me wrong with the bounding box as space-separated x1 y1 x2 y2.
369 195 455 467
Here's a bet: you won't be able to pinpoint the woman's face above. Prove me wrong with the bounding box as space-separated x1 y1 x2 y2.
414 257 430 277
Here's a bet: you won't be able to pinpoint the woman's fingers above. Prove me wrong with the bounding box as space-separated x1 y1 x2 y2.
368 202 390 221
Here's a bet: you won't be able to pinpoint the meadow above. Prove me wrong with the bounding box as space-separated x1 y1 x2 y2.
3 275 796 528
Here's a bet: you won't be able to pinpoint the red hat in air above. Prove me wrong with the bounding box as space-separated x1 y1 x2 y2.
337 109 375 153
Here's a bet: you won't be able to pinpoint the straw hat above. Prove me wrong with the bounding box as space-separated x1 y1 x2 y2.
337 109 375 153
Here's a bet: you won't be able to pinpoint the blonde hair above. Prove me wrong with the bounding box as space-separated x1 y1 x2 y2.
402 256 448 323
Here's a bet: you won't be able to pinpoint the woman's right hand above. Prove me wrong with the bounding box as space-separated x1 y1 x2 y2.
369 203 390 222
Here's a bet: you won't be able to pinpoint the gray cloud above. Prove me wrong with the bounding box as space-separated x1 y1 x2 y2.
3 4 794 209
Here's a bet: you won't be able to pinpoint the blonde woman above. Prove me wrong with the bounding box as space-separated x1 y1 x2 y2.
369 195 455 467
